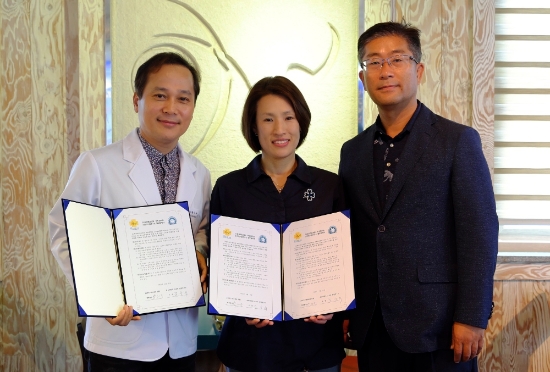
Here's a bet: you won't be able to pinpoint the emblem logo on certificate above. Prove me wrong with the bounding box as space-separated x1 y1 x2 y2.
209 211 355 321
62 200 205 317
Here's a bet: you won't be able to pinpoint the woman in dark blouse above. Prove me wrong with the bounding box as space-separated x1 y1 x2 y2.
212 76 346 372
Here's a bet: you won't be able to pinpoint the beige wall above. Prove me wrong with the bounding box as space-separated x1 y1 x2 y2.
111 0 359 182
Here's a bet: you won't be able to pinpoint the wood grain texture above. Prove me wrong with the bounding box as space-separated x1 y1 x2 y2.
397 0 442 115
495 263 550 280
64 0 81 171
1 0 90 370
472 0 495 175
479 281 503 371
29 0 79 371
441 0 472 126
479 270 550 371
1 0 35 366
78 0 104 152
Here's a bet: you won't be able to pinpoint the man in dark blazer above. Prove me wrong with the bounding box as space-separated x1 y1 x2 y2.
339 21 498 371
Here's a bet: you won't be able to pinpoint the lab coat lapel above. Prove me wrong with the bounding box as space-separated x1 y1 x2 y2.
175 146 196 204
123 130 162 205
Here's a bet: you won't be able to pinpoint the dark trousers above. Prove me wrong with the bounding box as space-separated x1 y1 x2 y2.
357 302 477 372
88 350 196 372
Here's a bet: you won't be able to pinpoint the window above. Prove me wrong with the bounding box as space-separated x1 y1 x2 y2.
495 0 550 252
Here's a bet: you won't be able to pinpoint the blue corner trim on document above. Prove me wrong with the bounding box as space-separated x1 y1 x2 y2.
112 209 122 220
346 299 356 310
283 311 293 321
62 199 71 211
132 309 140 316
211 214 221 224
177 201 189 211
281 223 290 233
78 304 87 317
341 209 351 219
273 311 283 321
104 208 112 218
195 296 205 307
208 303 219 315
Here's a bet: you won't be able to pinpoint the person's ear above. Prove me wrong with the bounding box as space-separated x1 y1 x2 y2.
416 62 425 84
359 70 366 89
132 93 139 113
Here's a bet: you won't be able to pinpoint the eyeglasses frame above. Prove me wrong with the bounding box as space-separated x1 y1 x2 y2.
360 54 419 73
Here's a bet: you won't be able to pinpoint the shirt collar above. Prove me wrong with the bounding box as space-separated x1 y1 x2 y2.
374 100 423 138
246 154 312 185
137 129 179 167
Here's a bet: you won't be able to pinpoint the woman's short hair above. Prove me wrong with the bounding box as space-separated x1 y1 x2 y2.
242 76 311 153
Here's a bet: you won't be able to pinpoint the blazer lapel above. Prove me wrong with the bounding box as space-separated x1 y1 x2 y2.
124 130 162 205
382 106 438 219
355 126 383 220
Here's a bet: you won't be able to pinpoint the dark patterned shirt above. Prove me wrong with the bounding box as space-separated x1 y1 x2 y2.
138 129 180 203
373 102 422 211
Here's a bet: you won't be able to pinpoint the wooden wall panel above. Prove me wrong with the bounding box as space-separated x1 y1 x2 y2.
441 0 472 126
28 0 81 370
495 263 550 280
397 0 443 116
64 0 81 171
78 0 104 152
1 1 35 371
480 281 503 371
1 0 102 370
472 0 495 173
480 264 550 371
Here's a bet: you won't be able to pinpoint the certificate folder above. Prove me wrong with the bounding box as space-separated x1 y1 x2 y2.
208 211 355 321
62 199 205 317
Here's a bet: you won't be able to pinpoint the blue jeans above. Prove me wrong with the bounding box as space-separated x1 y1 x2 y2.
87 350 195 372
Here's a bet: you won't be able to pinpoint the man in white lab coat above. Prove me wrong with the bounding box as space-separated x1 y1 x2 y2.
49 52 211 372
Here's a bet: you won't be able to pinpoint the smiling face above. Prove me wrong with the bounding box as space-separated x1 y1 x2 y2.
255 94 300 163
359 35 424 114
133 64 195 154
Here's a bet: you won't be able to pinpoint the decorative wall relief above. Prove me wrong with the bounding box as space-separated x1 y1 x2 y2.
111 0 358 181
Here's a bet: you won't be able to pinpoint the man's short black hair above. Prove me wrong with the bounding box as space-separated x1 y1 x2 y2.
134 52 201 102
358 21 422 63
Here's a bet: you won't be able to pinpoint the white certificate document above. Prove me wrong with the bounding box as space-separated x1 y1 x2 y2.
282 212 355 319
208 211 355 321
209 216 282 320
114 203 203 314
62 200 204 317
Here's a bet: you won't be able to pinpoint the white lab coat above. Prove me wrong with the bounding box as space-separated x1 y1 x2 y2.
49 128 211 361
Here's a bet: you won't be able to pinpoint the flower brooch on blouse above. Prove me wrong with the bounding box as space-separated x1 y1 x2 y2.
303 188 315 201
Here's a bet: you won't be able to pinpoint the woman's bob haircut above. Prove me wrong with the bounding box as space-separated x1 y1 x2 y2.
242 76 311 153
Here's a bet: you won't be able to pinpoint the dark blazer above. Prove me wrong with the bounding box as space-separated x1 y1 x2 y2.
339 103 498 353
